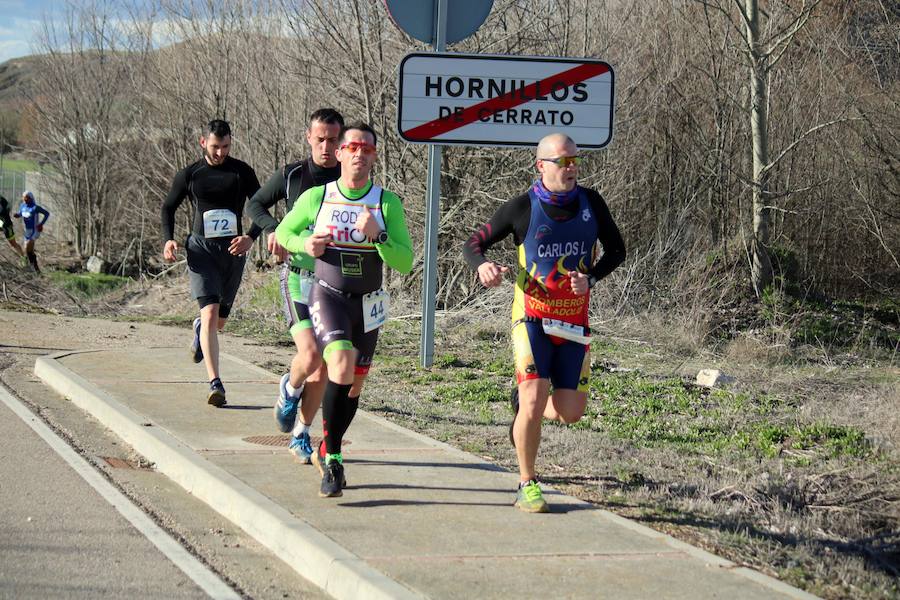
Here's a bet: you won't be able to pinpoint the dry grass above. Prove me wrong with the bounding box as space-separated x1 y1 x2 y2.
5 259 899 600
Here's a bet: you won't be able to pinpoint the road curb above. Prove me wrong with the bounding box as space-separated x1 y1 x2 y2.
34 352 422 600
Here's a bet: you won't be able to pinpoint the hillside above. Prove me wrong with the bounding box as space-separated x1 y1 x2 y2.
0 54 41 105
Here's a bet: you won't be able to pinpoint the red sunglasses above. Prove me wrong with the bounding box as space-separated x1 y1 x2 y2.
340 141 376 155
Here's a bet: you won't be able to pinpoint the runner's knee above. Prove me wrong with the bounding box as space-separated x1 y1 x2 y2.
324 345 356 383
552 391 588 424
293 348 321 374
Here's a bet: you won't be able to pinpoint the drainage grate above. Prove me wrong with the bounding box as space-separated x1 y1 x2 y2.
242 435 352 448
243 435 292 447
101 456 135 469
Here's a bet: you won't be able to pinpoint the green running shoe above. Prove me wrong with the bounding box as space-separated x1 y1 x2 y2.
515 480 549 513
319 458 344 498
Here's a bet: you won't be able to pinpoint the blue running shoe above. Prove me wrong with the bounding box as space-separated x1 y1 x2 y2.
288 431 314 464
274 373 301 433
189 317 203 363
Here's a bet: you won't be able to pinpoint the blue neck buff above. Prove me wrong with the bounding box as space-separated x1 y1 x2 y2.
532 179 579 206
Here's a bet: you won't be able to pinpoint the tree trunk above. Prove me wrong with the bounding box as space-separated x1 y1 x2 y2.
745 0 773 296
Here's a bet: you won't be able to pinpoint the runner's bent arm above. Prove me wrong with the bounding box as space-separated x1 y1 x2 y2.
461 194 528 269
584 191 626 285
376 191 414 274
240 164 264 240
246 169 286 235
161 167 190 242
36 205 50 226
274 186 325 254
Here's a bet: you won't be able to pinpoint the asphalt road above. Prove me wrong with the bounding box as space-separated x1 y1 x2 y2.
0 310 327 600
0 387 220 599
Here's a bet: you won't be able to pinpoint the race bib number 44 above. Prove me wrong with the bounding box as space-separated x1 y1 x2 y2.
362 290 389 332
203 209 238 238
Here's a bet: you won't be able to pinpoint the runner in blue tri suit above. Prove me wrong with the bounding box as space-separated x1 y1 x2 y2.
462 133 626 512
14 191 50 273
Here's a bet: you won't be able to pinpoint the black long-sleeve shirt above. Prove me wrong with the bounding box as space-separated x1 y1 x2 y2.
161 156 262 242
246 158 341 234
463 187 626 285
0 196 11 228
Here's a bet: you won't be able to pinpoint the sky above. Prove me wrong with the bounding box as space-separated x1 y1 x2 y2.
0 0 51 63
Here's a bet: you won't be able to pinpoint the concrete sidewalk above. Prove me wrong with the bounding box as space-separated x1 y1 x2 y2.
35 348 817 600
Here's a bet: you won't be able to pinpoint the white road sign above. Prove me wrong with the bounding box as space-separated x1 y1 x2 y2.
398 52 615 148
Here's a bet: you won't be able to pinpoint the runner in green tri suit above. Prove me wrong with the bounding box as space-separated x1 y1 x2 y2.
275 123 413 497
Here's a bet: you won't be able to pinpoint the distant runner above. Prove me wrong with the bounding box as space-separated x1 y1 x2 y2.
276 123 413 497
247 108 344 463
463 133 626 513
161 119 262 407
0 194 25 261
14 191 50 273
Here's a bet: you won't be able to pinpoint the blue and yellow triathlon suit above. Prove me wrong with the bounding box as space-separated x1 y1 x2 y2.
275 179 413 375
463 181 626 390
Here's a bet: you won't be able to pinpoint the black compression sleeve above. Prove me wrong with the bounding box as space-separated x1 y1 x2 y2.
247 169 287 234
161 167 189 241
585 191 626 284
241 164 263 240
462 194 530 270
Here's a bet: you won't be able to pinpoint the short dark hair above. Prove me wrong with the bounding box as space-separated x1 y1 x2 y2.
309 108 344 128
340 122 377 146
206 119 232 138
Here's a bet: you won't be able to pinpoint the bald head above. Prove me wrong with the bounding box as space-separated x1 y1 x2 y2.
535 133 580 192
535 133 576 160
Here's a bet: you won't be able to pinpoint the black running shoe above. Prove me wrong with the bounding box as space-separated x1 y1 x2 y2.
207 378 227 407
319 460 344 498
313 445 347 488
509 386 520 447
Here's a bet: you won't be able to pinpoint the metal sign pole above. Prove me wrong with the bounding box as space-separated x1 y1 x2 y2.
419 0 448 368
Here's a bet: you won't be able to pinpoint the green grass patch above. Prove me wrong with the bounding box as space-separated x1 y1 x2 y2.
46 270 129 299
579 370 872 460
247 277 281 310
0 158 41 173
434 379 508 406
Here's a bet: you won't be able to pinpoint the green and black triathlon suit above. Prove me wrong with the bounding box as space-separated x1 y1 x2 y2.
0 196 14 241
275 180 413 375
247 158 340 336
161 156 261 318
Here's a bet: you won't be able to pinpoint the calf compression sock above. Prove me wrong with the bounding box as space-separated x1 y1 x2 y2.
321 381 352 455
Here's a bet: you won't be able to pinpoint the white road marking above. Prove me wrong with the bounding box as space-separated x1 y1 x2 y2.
0 384 242 600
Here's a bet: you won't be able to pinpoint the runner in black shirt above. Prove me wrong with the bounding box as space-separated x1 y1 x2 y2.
161 119 262 407
0 194 25 260
247 108 344 463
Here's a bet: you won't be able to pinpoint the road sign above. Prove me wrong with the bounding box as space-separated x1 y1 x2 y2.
382 0 493 45
398 53 615 148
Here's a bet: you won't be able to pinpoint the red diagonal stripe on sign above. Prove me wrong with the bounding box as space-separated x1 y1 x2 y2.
403 62 610 141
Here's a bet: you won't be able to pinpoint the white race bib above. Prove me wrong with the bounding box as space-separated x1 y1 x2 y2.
541 318 591 344
202 209 238 238
298 272 314 305
362 289 389 332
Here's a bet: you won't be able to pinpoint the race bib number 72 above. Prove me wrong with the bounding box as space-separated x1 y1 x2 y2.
202 209 238 238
